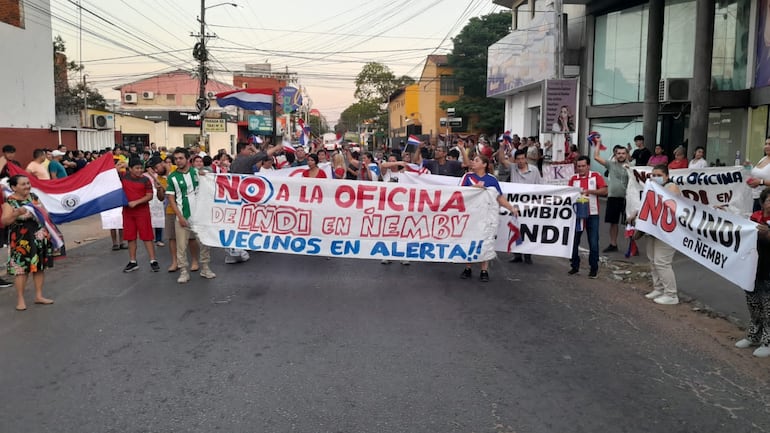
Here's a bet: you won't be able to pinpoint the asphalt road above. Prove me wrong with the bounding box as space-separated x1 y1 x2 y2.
0 238 768 433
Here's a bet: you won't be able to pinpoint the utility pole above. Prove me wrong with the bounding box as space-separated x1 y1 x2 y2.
196 0 208 149
83 74 88 127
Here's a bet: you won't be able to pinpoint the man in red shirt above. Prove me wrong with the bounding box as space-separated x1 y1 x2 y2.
568 156 608 278
121 158 159 272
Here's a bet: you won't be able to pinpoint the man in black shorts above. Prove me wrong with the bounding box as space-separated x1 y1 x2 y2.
594 143 630 252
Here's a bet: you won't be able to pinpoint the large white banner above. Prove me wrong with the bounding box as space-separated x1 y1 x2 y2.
399 172 580 258
635 181 758 291
191 174 500 263
626 166 752 218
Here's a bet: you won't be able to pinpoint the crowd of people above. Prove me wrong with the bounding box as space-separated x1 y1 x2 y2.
2 132 769 359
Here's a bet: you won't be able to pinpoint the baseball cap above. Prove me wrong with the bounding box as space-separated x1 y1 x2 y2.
52 150 66 157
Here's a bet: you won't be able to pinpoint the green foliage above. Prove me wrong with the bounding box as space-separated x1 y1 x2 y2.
337 100 381 134
307 114 329 135
443 12 511 133
53 35 106 114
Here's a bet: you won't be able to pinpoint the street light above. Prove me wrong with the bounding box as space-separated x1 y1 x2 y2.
196 0 237 148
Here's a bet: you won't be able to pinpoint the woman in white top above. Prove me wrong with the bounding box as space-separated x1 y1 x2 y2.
748 138 770 211
689 146 709 169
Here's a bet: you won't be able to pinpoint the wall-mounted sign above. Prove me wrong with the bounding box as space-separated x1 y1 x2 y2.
204 118 226 133
248 115 273 132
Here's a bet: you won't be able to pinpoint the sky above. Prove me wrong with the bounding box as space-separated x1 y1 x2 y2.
40 0 505 125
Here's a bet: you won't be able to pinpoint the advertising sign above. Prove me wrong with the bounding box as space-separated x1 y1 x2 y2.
248 115 273 133
542 79 578 133
204 119 226 133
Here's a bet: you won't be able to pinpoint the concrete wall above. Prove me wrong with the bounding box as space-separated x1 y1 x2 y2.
0 0 55 128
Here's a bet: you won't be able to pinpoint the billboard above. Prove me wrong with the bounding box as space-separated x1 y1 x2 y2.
541 79 578 133
487 11 557 97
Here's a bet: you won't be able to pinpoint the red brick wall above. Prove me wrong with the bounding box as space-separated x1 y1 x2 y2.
0 0 23 28
0 128 77 166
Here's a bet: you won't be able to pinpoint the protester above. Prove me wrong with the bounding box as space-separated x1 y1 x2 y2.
568 156 608 278
747 137 770 211
648 144 668 166
689 146 708 169
48 150 68 179
0 145 21 178
26 149 50 180
425 144 464 177
632 164 681 305
504 149 543 264
144 156 166 248
303 154 327 178
668 146 688 169
120 158 159 273
1 175 55 311
629 135 651 166
738 187 770 357
459 154 518 282
594 144 630 253
331 152 347 179
166 147 215 283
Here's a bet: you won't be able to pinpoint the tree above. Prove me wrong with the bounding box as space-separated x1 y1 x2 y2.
336 100 381 134
444 12 511 133
307 114 329 136
354 62 414 104
53 35 106 114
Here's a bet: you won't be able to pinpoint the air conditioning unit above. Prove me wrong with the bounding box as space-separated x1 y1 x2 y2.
124 92 138 104
91 114 114 129
142 91 154 99
659 78 691 103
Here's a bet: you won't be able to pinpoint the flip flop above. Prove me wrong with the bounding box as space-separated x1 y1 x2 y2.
167 267 178 273
190 266 200 272
15 306 26 311
34 299 54 305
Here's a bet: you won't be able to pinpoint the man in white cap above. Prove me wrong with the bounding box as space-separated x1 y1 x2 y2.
49 149 68 179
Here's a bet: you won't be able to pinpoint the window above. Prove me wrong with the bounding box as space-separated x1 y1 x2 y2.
166 94 176 102
0 0 24 28
593 0 749 105
440 75 458 95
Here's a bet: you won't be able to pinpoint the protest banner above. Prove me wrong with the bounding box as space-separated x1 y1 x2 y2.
635 180 758 291
626 166 752 218
496 183 579 258
400 172 580 258
191 175 500 263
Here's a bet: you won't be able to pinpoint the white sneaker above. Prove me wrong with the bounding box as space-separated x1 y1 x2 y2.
239 251 250 262
752 345 770 357
735 338 756 349
381 259 392 264
199 267 216 279
224 255 238 264
645 290 663 299
177 269 190 284
653 295 679 305
401 261 410 266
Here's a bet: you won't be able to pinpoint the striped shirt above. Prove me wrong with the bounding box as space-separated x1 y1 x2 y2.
166 168 198 219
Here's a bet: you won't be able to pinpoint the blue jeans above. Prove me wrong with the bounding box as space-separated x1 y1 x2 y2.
571 215 600 273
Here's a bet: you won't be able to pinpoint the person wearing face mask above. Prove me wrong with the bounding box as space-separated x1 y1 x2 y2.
631 164 681 305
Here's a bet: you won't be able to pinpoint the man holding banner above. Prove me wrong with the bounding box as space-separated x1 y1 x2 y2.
568 156 607 279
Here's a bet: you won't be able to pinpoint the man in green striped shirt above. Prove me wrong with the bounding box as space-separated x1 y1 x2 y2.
166 147 215 283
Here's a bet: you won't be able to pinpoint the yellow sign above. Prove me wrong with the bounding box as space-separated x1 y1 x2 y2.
204 119 226 133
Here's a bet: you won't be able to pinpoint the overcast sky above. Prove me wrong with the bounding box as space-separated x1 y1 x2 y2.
40 0 505 124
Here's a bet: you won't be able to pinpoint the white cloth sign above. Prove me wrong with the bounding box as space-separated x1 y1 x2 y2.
626 166 752 218
191 174 500 263
400 172 580 258
635 180 758 291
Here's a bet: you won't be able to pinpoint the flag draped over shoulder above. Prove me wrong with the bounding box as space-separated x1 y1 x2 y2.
8 153 128 224
215 88 273 110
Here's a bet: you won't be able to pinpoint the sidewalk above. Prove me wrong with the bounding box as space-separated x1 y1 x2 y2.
587 199 750 327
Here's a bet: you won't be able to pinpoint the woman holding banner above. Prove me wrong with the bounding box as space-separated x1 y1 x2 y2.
460 154 518 282
1 175 55 311
637 165 681 305
738 188 770 357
